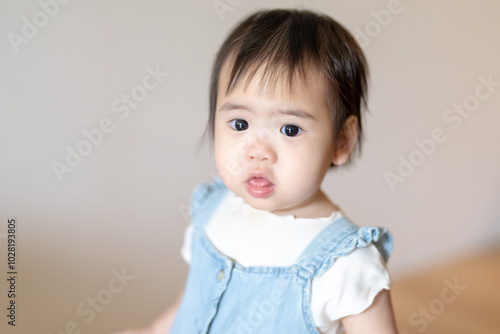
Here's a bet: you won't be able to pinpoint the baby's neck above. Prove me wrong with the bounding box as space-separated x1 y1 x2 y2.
271 190 339 219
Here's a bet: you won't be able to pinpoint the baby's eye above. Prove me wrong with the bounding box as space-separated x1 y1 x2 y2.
229 119 249 131
280 124 303 137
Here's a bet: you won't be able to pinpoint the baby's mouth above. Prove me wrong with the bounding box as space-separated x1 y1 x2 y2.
245 176 275 198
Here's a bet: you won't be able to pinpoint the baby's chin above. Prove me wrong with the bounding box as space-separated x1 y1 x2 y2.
223 180 302 215
238 193 298 216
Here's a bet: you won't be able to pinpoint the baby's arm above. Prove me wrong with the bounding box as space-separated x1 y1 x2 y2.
341 289 398 333
113 290 183 334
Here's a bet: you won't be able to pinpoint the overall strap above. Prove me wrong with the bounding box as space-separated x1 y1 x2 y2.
189 177 228 230
294 217 393 278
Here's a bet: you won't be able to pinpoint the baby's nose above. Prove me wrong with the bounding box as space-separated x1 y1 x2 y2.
246 135 277 163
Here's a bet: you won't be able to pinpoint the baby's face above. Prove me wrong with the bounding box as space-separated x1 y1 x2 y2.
214 62 337 217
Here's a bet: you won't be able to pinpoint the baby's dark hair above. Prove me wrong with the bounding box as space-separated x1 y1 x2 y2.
206 9 368 162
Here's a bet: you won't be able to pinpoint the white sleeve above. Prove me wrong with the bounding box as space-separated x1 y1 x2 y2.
180 224 194 264
311 244 391 334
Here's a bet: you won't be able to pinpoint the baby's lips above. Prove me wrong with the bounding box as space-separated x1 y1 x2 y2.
247 177 273 188
245 176 275 198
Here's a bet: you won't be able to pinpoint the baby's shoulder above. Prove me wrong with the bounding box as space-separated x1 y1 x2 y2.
189 178 228 224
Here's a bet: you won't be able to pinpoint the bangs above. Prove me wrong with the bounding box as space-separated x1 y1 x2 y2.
222 55 321 100
223 10 324 98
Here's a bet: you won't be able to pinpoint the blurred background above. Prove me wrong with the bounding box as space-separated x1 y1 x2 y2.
1 0 499 333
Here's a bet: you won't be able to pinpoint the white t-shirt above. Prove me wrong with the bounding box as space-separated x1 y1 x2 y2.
181 191 391 334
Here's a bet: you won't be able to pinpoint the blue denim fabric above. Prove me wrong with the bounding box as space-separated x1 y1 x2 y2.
170 178 392 334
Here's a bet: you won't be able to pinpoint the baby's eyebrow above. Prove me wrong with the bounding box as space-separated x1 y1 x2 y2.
278 108 316 120
218 102 250 113
218 102 316 121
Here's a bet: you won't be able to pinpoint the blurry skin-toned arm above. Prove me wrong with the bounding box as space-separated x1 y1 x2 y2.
341 289 398 334
149 291 183 334
114 290 183 334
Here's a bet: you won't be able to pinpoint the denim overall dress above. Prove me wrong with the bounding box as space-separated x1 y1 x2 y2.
170 178 392 334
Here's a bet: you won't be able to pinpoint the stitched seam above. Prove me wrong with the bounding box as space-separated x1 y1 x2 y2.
312 230 359 278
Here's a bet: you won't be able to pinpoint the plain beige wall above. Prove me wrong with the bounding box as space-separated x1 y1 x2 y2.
1 0 499 333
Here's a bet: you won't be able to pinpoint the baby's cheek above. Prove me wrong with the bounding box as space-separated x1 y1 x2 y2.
282 153 324 188
217 147 245 181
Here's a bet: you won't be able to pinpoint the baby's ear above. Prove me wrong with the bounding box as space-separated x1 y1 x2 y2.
331 115 358 166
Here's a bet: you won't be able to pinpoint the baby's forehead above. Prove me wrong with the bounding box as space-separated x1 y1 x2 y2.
219 58 330 103
217 59 334 123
